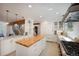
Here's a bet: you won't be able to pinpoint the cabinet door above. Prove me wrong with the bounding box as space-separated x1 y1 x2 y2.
1 39 15 55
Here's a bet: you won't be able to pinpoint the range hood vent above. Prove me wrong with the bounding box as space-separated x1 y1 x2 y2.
66 19 79 22
66 17 79 22
65 11 79 22
69 3 79 12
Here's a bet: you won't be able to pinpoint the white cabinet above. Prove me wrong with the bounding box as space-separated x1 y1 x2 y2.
0 36 29 56
0 38 15 55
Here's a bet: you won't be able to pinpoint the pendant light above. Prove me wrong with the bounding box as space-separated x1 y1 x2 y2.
15 14 18 21
6 10 9 24
14 14 18 28
22 17 24 19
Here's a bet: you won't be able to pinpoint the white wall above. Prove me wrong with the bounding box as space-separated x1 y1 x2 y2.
64 22 79 39
25 19 34 37
40 21 53 35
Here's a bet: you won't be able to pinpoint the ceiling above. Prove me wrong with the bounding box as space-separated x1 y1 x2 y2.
0 3 71 23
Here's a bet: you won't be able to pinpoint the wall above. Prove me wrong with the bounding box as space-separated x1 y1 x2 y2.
25 19 34 37
40 21 53 35
25 20 55 36
64 22 79 39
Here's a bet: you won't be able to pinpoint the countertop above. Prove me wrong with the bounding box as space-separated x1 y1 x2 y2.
16 35 44 47
57 35 73 42
0 35 28 41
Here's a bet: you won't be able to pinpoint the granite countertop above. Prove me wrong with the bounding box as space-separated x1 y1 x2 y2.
16 35 44 47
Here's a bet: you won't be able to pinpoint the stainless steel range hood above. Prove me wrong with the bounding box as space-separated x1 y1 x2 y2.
69 3 79 12
65 11 79 22
64 3 79 22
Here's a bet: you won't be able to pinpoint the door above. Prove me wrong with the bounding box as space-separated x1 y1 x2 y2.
33 23 40 36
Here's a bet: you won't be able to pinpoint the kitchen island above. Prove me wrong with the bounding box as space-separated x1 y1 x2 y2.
16 35 45 56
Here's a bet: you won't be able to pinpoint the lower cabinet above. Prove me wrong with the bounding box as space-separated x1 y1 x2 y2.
0 36 28 56
0 38 15 56
16 39 45 56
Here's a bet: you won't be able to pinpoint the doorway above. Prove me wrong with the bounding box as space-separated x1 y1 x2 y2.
33 23 40 36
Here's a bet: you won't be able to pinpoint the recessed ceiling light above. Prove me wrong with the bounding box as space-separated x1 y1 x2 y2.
40 16 42 18
48 8 53 11
28 5 32 8
44 21 48 24
5 22 9 24
56 12 59 14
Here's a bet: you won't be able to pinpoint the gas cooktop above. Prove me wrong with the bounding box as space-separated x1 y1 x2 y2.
61 41 79 56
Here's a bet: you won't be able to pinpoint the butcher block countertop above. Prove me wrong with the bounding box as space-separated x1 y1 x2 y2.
16 35 44 47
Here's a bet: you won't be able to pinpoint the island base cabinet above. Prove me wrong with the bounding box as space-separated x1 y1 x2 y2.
16 40 45 56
